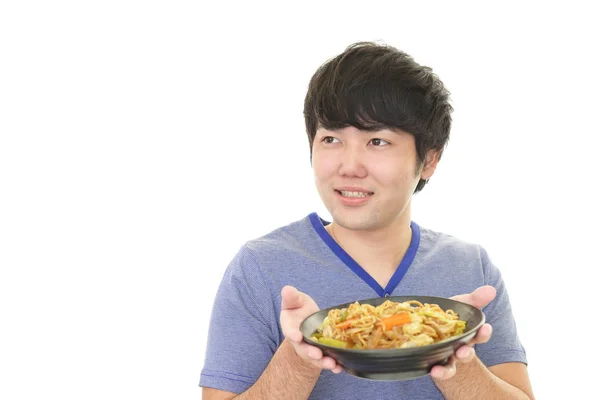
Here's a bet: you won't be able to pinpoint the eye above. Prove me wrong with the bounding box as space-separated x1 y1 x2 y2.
369 138 390 147
322 136 341 144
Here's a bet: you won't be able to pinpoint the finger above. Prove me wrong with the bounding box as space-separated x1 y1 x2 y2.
287 338 341 371
469 323 493 345
317 356 339 371
281 286 306 311
451 285 497 309
305 343 324 360
280 313 303 342
294 340 323 360
306 355 337 370
455 345 475 363
293 343 339 371
430 356 456 380
431 367 447 380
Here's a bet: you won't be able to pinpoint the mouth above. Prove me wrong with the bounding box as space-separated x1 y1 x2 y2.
334 189 374 199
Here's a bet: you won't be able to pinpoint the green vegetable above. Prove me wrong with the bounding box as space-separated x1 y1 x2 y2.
417 311 450 322
317 316 329 332
454 320 466 334
339 309 348 322
318 337 348 348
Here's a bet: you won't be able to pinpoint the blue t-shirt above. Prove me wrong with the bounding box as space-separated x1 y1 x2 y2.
200 213 527 399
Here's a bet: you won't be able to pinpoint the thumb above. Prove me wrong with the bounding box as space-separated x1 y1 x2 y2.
452 285 497 309
281 286 306 311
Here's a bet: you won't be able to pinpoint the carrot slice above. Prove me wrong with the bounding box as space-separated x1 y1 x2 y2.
381 312 412 330
335 318 357 329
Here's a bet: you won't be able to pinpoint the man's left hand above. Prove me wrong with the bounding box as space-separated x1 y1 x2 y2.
430 285 496 380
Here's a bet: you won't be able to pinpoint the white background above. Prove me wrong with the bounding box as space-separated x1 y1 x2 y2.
1 1 598 399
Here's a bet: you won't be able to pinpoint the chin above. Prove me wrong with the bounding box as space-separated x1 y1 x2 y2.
330 209 382 231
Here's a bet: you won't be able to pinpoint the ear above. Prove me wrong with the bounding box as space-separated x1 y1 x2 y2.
420 150 441 180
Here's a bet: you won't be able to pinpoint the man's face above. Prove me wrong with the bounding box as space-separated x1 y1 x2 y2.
312 126 438 231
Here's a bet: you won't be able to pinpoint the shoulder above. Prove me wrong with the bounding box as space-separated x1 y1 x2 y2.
417 224 487 265
242 214 322 263
225 214 321 278
417 224 505 288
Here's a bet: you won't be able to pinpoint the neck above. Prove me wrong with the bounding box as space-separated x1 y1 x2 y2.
325 210 413 270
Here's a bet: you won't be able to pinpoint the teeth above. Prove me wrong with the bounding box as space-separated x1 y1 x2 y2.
340 191 371 198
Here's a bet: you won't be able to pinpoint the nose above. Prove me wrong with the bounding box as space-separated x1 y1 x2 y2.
338 145 367 178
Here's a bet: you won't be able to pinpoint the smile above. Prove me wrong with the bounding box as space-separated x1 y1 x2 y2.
335 190 374 198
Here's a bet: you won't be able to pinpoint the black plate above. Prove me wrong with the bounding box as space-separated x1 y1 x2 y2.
300 295 485 381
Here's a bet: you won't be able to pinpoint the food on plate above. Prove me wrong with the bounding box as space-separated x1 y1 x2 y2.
310 299 466 349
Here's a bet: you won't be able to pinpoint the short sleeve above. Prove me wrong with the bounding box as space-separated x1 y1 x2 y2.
475 246 527 367
199 245 280 394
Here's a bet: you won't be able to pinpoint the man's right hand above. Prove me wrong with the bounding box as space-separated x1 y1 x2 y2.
280 286 343 373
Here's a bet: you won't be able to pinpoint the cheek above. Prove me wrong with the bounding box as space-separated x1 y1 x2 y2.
372 161 417 187
312 151 337 180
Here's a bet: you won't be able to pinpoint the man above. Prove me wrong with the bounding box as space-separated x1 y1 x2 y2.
200 42 534 399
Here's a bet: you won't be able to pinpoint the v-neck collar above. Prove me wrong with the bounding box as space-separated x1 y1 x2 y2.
309 212 421 297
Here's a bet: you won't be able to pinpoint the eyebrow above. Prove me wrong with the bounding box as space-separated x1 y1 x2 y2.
317 124 398 134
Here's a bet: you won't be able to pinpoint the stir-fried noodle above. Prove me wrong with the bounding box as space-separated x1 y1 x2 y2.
311 300 466 349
